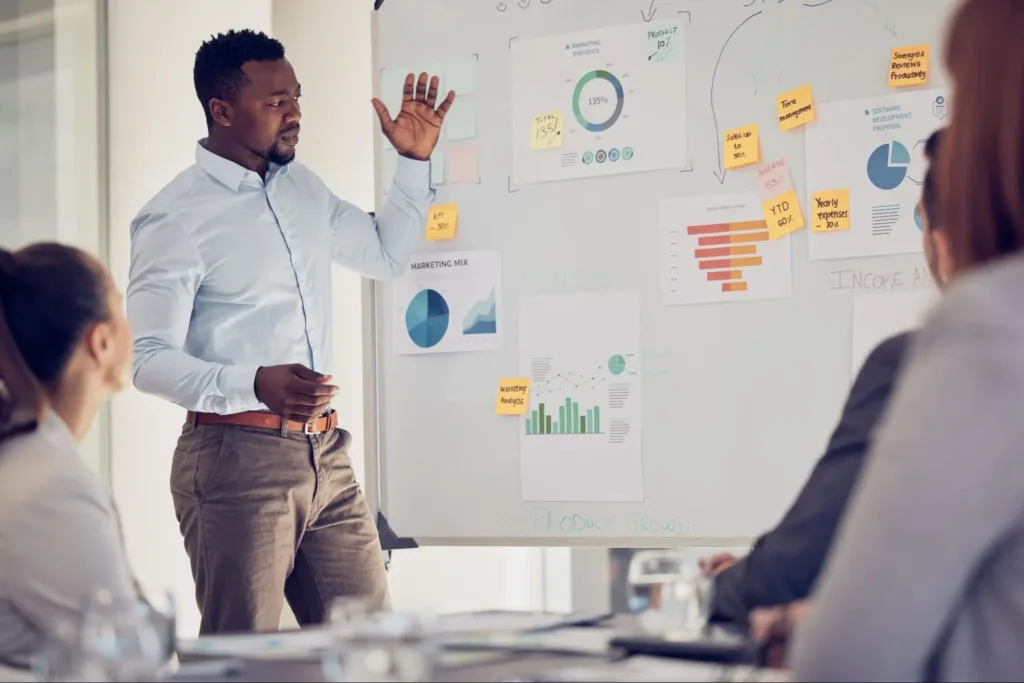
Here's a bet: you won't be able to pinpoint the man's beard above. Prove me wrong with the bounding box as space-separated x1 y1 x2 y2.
267 144 296 165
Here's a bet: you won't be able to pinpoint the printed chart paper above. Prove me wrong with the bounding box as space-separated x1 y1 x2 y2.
392 250 502 355
806 89 948 260
518 292 643 502
659 193 792 306
851 290 937 379
511 21 687 185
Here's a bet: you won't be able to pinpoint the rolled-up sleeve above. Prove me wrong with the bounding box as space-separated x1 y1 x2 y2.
127 212 260 413
792 283 1024 681
327 156 433 280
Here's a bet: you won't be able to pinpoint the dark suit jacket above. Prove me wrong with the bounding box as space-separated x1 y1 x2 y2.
709 332 913 630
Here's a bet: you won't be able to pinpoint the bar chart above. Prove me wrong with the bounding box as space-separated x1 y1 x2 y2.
524 398 602 436
659 193 793 306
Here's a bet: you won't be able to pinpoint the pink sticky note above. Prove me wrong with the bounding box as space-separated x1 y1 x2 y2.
447 141 479 184
755 157 794 204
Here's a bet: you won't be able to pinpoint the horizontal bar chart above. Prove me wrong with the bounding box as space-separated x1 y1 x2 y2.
693 245 757 259
698 256 762 270
697 231 770 246
684 219 769 295
687 220 766 235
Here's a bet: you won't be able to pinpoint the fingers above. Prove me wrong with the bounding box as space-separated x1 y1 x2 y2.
425 76 439 108
371 98 394 132
414 72 428 102
283 399 334 422
402 73 415 102
289 363 325 381
290 378 339 398
435 91 456 120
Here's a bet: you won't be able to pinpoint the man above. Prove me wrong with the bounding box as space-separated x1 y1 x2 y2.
126 29 453 634
702 129 949 630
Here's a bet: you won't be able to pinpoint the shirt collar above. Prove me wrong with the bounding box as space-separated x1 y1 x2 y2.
195 138 288 191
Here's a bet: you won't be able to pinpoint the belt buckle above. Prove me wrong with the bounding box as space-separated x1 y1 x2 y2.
303 419 317 435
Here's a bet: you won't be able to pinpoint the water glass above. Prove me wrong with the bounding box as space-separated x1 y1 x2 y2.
628 550 713 635
76 590 165 682
321 610 440 682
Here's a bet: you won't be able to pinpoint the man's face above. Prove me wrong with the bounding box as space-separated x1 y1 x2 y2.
227 59 301 165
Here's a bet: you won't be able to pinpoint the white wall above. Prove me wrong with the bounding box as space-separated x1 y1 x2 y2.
106 0 274 637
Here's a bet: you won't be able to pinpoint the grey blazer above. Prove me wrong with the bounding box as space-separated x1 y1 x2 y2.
0 411 136 668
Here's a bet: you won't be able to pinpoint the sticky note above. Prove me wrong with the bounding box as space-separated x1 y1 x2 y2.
531 111 564 150
430 146 446 185
723 124 759 169
646 21 681 63
445 57 478 95
812 189 851 232
889 44 929 87
444 100 477 141
426 203 458 241
762 189 805 240
447 141 479 184
496 378 530 415
776 84 815 131
755 158 794 204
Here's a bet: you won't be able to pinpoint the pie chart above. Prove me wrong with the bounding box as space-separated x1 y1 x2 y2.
866 141 910 191
608 354 626 376
405 289 449 349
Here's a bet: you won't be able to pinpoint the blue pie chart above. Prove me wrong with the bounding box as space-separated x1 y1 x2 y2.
866 141 910 190
405 289 449 349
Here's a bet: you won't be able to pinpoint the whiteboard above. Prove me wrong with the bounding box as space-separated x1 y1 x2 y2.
368 0 955 545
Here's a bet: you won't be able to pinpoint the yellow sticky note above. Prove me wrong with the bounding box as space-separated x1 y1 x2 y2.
723 124 760 169
762 189 805 240
496 378 530 415
889 44 929 87
811 189 851 232
777 84 816 131
426 203 458 241
531 111 564 150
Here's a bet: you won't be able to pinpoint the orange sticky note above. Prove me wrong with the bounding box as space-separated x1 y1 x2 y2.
426 203 458 241
889 44 929 87
496 378 530 415
762 189 805 240
811 189 851 232
531 111 564 150
723 124 759 169
776 84 815 131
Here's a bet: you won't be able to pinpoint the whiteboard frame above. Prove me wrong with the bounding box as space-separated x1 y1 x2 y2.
362 7 752 549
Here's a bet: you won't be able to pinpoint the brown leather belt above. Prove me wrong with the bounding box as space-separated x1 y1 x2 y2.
186 410 338 434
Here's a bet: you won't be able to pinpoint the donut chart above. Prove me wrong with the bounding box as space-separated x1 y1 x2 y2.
572 70 625 132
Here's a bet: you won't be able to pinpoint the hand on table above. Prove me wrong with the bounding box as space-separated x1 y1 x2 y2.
371 71 455 161
699 552 739 576
750 600 812 669
254 364 338 422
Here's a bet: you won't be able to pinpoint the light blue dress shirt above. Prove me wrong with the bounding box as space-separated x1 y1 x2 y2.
127 140 432 414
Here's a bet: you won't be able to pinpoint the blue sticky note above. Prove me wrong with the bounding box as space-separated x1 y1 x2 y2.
445 57 477 96
431 146 446 185
380 67 409 116
444 99 477 141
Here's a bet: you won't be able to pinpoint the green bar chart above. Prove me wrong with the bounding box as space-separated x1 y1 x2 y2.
524 399 602 436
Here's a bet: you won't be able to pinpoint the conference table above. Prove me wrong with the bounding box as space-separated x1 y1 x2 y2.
171 613 789 682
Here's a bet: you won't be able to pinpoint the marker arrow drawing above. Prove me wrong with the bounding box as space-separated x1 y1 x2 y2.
711 11 763 184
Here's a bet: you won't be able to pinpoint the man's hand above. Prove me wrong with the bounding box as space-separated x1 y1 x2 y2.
699 552 739 577
750 600 812 669
371 72 455 161
254 364 338 423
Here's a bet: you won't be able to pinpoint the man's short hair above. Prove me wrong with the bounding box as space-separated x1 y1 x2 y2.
193 29 285 126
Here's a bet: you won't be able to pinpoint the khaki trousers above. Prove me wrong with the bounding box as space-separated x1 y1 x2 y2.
170 422 389 634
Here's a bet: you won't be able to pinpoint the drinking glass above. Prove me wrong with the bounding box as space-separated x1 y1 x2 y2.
321 610 440 682
76 589 165 682
628 550 714 635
